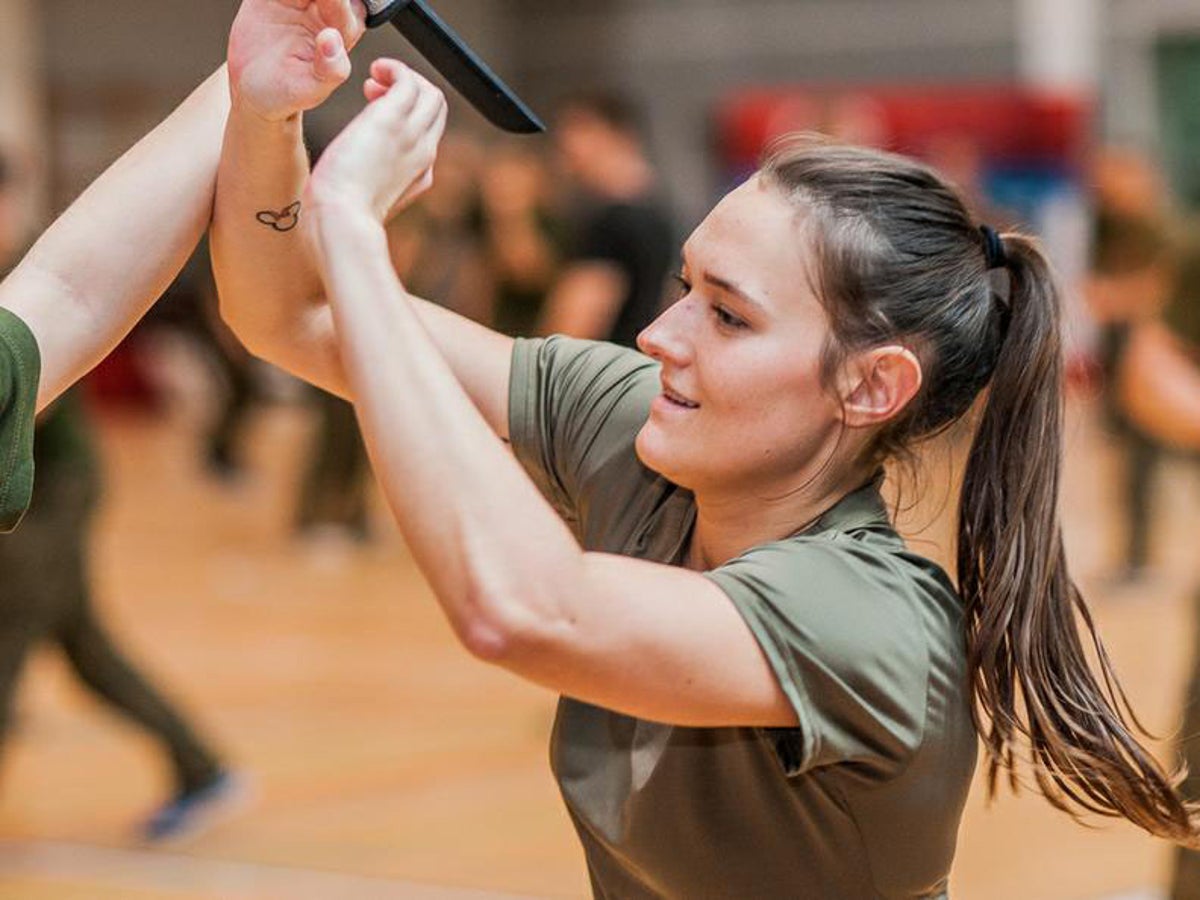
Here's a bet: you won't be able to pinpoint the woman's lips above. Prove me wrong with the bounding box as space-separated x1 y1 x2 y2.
659 383 699 409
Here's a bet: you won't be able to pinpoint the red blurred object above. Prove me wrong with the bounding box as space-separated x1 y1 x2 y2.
715 85 1091 172
84 339 158 409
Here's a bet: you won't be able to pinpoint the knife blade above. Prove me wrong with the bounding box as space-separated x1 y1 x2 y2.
364 0 544 134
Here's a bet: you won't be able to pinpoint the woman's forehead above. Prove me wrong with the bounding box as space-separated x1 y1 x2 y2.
684 180 813 304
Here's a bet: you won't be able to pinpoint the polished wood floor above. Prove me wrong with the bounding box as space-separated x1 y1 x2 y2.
0 386 1197 900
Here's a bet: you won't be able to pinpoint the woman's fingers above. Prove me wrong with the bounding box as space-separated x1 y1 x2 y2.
370 57 405 86
407 78 444 130
363 78 387 102
370 64 438 136
316 0 365 49
313 28 351 85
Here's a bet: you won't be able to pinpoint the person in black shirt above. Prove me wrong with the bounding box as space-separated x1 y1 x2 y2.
538 91 676 347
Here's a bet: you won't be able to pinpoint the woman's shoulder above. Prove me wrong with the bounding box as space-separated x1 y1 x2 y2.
509 336 663 529
514 335 657 397
709 527 964 659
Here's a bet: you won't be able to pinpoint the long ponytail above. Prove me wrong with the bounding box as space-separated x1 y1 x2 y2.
762 137 1199 844
959 232 1199 843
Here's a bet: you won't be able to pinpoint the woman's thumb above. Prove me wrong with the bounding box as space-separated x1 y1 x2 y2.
314 28 352 85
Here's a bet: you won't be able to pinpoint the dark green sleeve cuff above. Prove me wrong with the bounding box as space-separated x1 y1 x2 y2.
0 307 41 532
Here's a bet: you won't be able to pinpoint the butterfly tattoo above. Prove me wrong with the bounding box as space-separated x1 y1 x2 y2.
256 201 302 232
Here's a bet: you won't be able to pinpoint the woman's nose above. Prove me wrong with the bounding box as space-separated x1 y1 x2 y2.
637 298 693 364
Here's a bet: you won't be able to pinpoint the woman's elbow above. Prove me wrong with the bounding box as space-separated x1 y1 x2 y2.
452 589 565 668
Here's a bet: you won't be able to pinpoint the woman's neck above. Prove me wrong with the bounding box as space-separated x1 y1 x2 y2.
684 467 874 572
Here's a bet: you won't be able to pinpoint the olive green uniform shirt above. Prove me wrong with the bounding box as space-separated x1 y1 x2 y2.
0 308 39 533
509 337 978 900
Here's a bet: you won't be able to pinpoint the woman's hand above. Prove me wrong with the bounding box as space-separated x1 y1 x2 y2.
307 59 448 224
228 0 366 122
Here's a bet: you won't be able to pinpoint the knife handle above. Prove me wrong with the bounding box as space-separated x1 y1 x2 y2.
364 0 412 29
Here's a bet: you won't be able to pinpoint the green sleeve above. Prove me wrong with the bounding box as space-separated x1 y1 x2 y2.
1166 240 1200 349
508 336 659 526
705 537 931 777
0 307 41 532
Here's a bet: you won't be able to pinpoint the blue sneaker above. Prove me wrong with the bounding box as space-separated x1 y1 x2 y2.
140 771 252 844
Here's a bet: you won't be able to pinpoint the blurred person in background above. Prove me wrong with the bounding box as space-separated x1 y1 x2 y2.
1104 213 1200 900
1089 166 1200 900
1076 149 1200 900
294 382 373 545
147 238 260 483
215 21 1200 890
292 137 374 546
1087 147 1186 582
387 130 490 321
538 90 676 346
0 152 237 843
476 142 562 337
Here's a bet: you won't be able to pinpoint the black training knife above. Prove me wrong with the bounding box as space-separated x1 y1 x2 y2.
364 0 544 134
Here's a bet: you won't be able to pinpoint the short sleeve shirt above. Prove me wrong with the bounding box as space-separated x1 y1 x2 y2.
509 336 978 900
0 307 40 533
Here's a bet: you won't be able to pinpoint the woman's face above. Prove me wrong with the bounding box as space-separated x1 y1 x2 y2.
635 176 847 495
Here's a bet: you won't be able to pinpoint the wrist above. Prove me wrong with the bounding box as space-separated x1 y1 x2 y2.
229 93 303 130
310 193 385 245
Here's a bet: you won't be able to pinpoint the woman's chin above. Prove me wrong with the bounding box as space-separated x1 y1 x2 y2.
635 425 688 486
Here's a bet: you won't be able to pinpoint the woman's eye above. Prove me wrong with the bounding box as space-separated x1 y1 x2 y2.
713 305 748 330
670 273 692 297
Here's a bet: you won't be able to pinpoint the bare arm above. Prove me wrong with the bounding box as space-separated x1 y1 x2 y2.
210 0 360 396
1119 321 1200 450
308 62 793 728
536 261 627 339
0 68 230 410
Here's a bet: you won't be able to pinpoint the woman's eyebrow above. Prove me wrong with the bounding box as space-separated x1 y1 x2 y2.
702 272 768 313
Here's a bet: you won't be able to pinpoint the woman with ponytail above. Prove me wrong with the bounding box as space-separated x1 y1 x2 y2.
213 45 1200 896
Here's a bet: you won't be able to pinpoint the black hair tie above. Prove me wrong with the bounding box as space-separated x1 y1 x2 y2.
979 225 1008 270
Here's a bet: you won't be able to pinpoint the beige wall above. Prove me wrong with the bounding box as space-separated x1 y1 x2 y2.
0 0 48 233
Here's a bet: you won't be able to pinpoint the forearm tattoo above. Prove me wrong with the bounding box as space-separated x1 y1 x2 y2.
256 201 302 232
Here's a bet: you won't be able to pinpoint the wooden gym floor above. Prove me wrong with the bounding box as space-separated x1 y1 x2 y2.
0 387 1197 900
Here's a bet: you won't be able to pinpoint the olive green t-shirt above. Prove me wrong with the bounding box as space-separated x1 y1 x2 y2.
0 307 39 533
509 336 978 900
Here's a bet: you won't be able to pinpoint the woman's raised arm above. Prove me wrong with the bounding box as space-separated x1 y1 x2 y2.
0 67 230 411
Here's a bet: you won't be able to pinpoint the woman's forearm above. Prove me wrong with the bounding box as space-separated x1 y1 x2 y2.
210 103 331 375
314 203 584 655
0 66 231 410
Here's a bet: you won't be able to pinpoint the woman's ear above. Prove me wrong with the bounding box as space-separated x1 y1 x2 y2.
838 345 923 428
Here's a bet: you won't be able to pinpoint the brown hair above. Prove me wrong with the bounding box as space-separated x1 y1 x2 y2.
761 134 1199 845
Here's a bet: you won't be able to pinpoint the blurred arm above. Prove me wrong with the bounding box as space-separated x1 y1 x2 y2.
0 67 230 410
1119 321 1200 450
536 262 626 339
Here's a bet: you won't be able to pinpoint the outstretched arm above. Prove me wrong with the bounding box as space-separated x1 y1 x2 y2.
0 67 230 410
